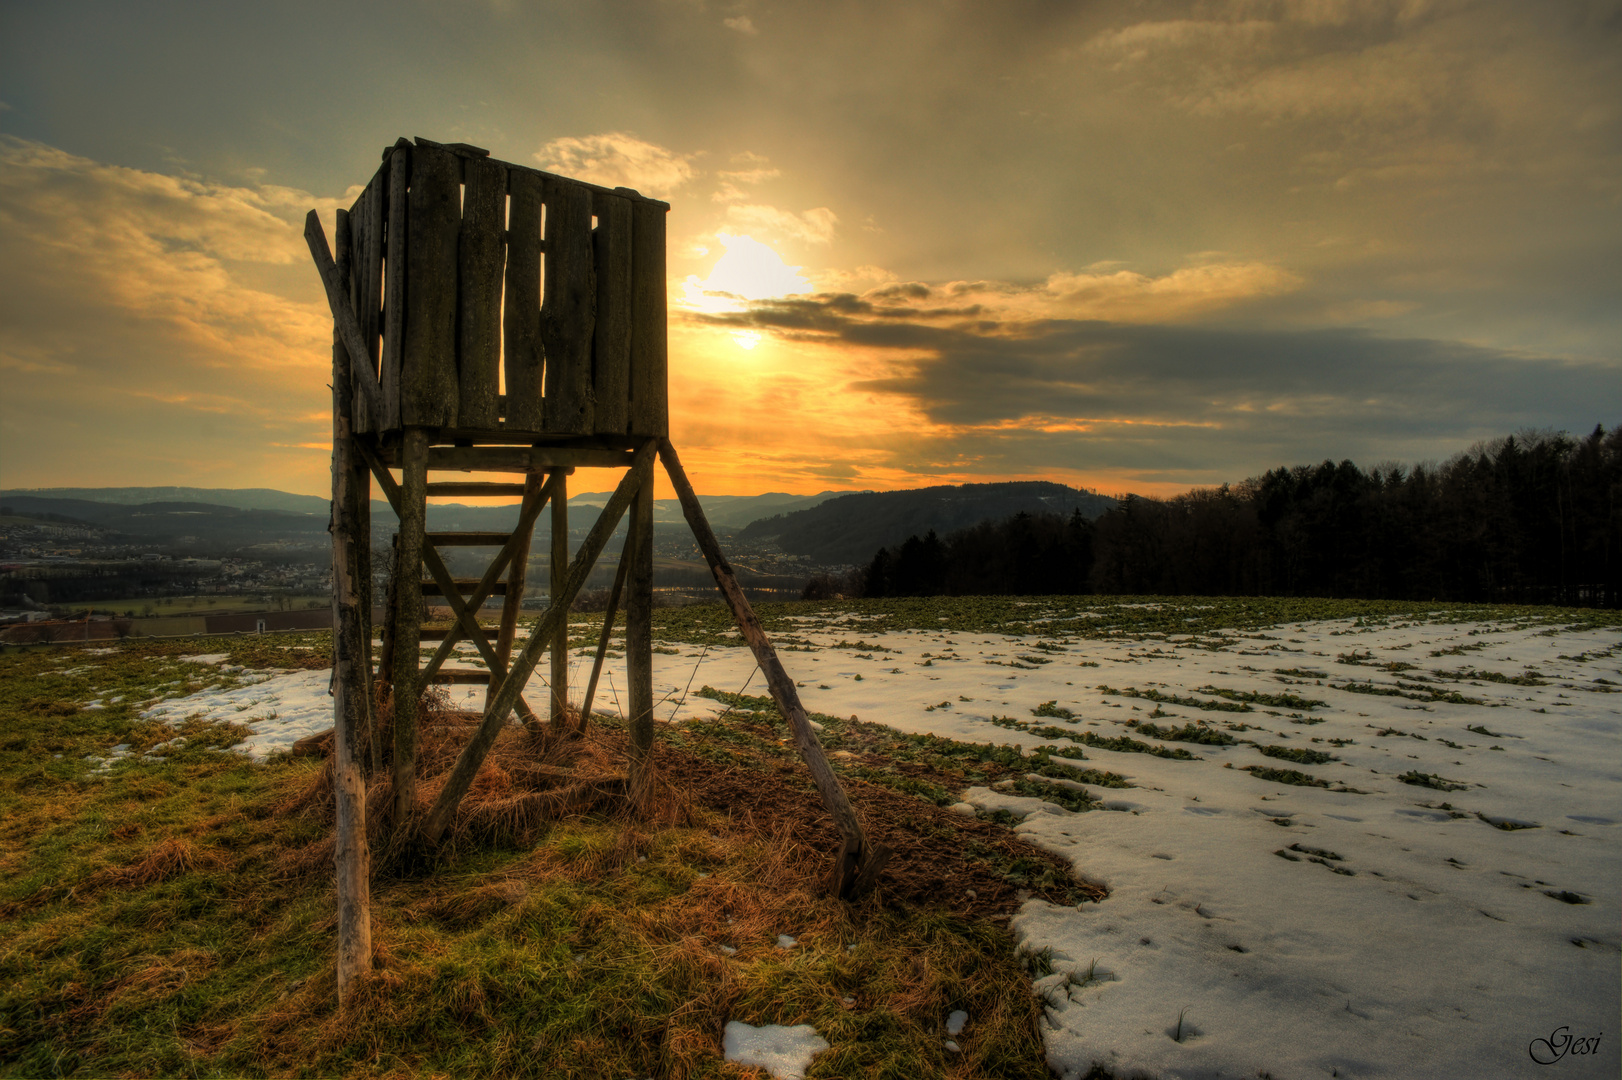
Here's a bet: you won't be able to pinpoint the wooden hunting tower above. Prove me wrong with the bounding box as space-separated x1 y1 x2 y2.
308 137 888 1003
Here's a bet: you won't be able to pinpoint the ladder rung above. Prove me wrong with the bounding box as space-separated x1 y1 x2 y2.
422 579 508 596
418 625 495 642
428 531 513 546
430 668 491 684
426 482 525 497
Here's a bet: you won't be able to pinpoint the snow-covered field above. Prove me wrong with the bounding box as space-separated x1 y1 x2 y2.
135 612 1620 1080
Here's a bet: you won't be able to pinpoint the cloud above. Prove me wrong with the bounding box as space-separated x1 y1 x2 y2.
534 132 698 200
0 137 350 491
723 15 758 35
682 287 1620 487
722 202 837 245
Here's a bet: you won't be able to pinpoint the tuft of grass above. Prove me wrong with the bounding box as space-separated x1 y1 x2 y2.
1398 770 1469 791
1127 720 1237 746
1243 765 1328 788
1256 744 1336 765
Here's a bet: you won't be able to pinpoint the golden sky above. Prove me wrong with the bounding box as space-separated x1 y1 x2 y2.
2 1 1618 500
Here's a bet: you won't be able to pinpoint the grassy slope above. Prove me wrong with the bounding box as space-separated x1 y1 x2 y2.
0 634 1061 1079
2 597 1611 1078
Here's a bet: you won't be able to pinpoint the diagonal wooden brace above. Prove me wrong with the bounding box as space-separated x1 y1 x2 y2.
657 437 891 899
422 441 656 842
357 440 542 722
305 211 384 428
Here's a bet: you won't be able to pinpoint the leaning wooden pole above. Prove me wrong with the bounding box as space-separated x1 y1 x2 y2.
657 439 891 898
327 210 372 1002
579 526 634 729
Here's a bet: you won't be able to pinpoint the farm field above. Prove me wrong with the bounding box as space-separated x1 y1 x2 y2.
2 596 1617 1078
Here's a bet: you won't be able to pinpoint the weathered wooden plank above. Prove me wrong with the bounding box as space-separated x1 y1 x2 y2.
657 438 887 898
457 155 505 429
350 169 386 434
628 197 668 436
420 578 509 596
380 139 409 430
591 191 632 435
401 140 460 427
503 169 545 432
425 531 512 546
422 445 634 472
542 178 596 433
426 430 643 449
550 469 569 729
328 210 372 1003
425 481 525 497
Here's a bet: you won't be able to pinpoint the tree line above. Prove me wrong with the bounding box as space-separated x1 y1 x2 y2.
845 426 1620 607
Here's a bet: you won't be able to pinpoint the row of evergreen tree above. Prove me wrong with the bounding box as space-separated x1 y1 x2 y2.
853 426 1621 607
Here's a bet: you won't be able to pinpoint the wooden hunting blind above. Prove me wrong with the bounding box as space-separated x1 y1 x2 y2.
308 137 889 1003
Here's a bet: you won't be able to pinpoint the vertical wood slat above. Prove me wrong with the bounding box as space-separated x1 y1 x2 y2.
504 170 545 432
541 178 595 434
591 191 632 435
380 139 410 431
628 198 668 437
457 156 506 429
401 139 460 427
347 171 385 434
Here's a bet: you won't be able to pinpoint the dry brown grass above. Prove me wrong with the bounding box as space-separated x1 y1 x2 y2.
83 837 224 890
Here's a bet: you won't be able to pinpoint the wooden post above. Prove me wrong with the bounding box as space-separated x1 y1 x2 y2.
490 472 541 714
422 442 656 843
390 428 429 823
549 469 570 729
329 211 372 1002
657 439 889 898
626 467 655 769
579 529 632 728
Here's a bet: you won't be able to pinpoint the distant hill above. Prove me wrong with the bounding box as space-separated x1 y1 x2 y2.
0 486 847 550
4 486 332 516
736 482 1118 565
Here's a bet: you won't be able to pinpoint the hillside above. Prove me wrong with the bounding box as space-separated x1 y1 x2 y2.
2 487 843 542
735 481 1117 565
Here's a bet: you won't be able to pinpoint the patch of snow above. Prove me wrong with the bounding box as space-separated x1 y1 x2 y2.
775 934 797 949
178 653 230 665
721 1021 829 1079
946 1009 967 1036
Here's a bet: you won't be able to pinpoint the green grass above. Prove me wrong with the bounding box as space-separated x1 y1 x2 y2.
1256 744 1336 765
0 640 1061 1079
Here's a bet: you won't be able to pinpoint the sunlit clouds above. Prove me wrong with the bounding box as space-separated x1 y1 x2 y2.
680 233 812 312
0 0 1615 499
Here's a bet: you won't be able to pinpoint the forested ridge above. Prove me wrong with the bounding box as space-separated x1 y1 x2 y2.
854 426 1621 607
